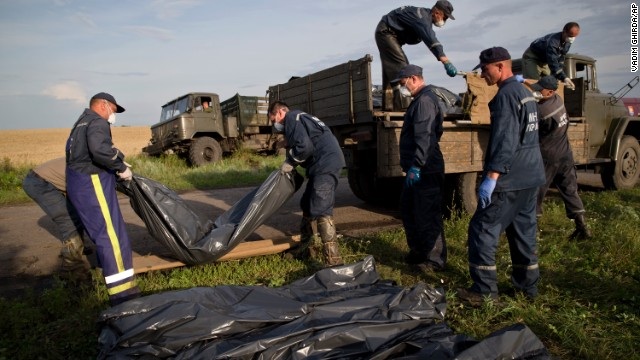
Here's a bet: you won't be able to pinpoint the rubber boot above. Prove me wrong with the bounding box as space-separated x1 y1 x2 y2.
317 216 343 266
570 213 592 240
286 216 318 260
60 234 89 282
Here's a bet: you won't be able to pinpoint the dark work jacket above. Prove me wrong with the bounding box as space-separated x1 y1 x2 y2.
66 108 127 175
283 110 345 177
485 77 545 191
399 86 444 174
537 93 571 162
528 32 571 81
380 6 445 59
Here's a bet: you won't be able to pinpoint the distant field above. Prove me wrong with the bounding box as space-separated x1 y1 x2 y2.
0 126 150 166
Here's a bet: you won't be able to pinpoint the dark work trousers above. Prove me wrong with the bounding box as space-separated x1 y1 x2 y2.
66 168 139 304
22 170 84 242
400 172 447 268
300 171 340 219
536 157 585 218
375 20 409 111
467 187 540 298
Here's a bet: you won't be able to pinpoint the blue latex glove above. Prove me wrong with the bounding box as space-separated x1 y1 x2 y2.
444 62 457 77
405 166 421 187
515 74 525 83
478 177 497 209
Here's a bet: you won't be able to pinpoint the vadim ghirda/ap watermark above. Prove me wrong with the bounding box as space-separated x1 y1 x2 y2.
632 3 638 72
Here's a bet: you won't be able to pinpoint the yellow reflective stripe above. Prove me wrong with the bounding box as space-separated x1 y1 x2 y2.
90 174 125 273
107 280 137 295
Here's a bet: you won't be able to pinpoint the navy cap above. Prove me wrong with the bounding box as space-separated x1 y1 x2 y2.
434 0 455 20
91 92 125 113
473 46 511 70
530 75 559 91
391 64 423 83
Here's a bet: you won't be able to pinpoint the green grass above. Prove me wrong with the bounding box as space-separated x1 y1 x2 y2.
1 156 639 359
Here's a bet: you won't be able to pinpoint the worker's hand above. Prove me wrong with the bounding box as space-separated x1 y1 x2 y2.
478 177 497 209
515 74 525 83
280 161 294 174
443 61 457 77
564 78 576 90
405 166 421 187
118 167 133 181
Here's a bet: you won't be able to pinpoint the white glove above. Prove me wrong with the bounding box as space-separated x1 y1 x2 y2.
564 78 575 90
118 167 133 181
280 162 294 173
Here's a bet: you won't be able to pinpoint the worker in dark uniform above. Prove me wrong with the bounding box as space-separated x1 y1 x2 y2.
375 1 458 111
522 22 580 89
269 100 346 267
528 75 592 240
66 92 140 306
22 157 89 280
458 47 545 306
394 64 447 272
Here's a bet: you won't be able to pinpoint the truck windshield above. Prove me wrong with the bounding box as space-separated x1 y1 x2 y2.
160 96 190 121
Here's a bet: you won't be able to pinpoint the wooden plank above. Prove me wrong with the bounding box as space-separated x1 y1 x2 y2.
133 237 301 274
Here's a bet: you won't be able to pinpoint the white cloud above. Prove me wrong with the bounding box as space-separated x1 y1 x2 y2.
124 25 175 42
74 12 96 28
42 81 87 105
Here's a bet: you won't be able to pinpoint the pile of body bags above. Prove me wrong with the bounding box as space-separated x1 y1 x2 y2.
97 255 550 359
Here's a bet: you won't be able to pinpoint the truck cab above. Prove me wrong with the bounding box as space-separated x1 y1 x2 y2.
515 54 640 190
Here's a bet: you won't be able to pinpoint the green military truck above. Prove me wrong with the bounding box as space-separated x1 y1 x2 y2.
267 54 640 213
143 92 279 166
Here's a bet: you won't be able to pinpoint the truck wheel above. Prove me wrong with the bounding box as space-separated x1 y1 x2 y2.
189 136 223 166
444 172 479 216
347 169 401 207
601 135 640 190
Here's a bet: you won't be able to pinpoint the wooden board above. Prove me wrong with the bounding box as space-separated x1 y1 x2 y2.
133 236 301 274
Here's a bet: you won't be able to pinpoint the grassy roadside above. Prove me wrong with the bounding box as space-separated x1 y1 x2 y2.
0 154 639 359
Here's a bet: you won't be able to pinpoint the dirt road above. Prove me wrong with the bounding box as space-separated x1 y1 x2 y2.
0 177 402 296
0 172 605 297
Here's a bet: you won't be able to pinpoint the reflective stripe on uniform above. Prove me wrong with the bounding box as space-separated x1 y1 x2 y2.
105 268 135 284
512 263 539 270
469 263 497 271
107 280 137 296
90 174 125 273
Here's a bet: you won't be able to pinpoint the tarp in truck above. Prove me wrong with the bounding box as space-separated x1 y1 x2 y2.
97 256 550 359
117 170 304 265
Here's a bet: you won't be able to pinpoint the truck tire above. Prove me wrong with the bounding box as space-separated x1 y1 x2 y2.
347 169 401 208
601 135 640 189
188 136 223 166
444 172 479 216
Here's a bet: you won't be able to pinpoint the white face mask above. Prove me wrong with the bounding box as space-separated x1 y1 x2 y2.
273 121 284 133
566 36 576 44
434 19 445 28
104 101 116 124
399 85 412 97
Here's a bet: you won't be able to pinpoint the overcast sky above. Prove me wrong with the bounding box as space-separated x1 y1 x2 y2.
0 0 635 130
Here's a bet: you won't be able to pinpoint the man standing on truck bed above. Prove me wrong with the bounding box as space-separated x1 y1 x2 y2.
268 100 346 267
522 22 580 90
375 1 458 111
528 75 592 240
394 64 447 273
458 47 545 306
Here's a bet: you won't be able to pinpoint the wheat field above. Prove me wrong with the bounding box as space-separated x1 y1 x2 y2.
0 126 151 166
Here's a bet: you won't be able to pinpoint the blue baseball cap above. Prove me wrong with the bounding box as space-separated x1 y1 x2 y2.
391 64 423 83
91 92 125 113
